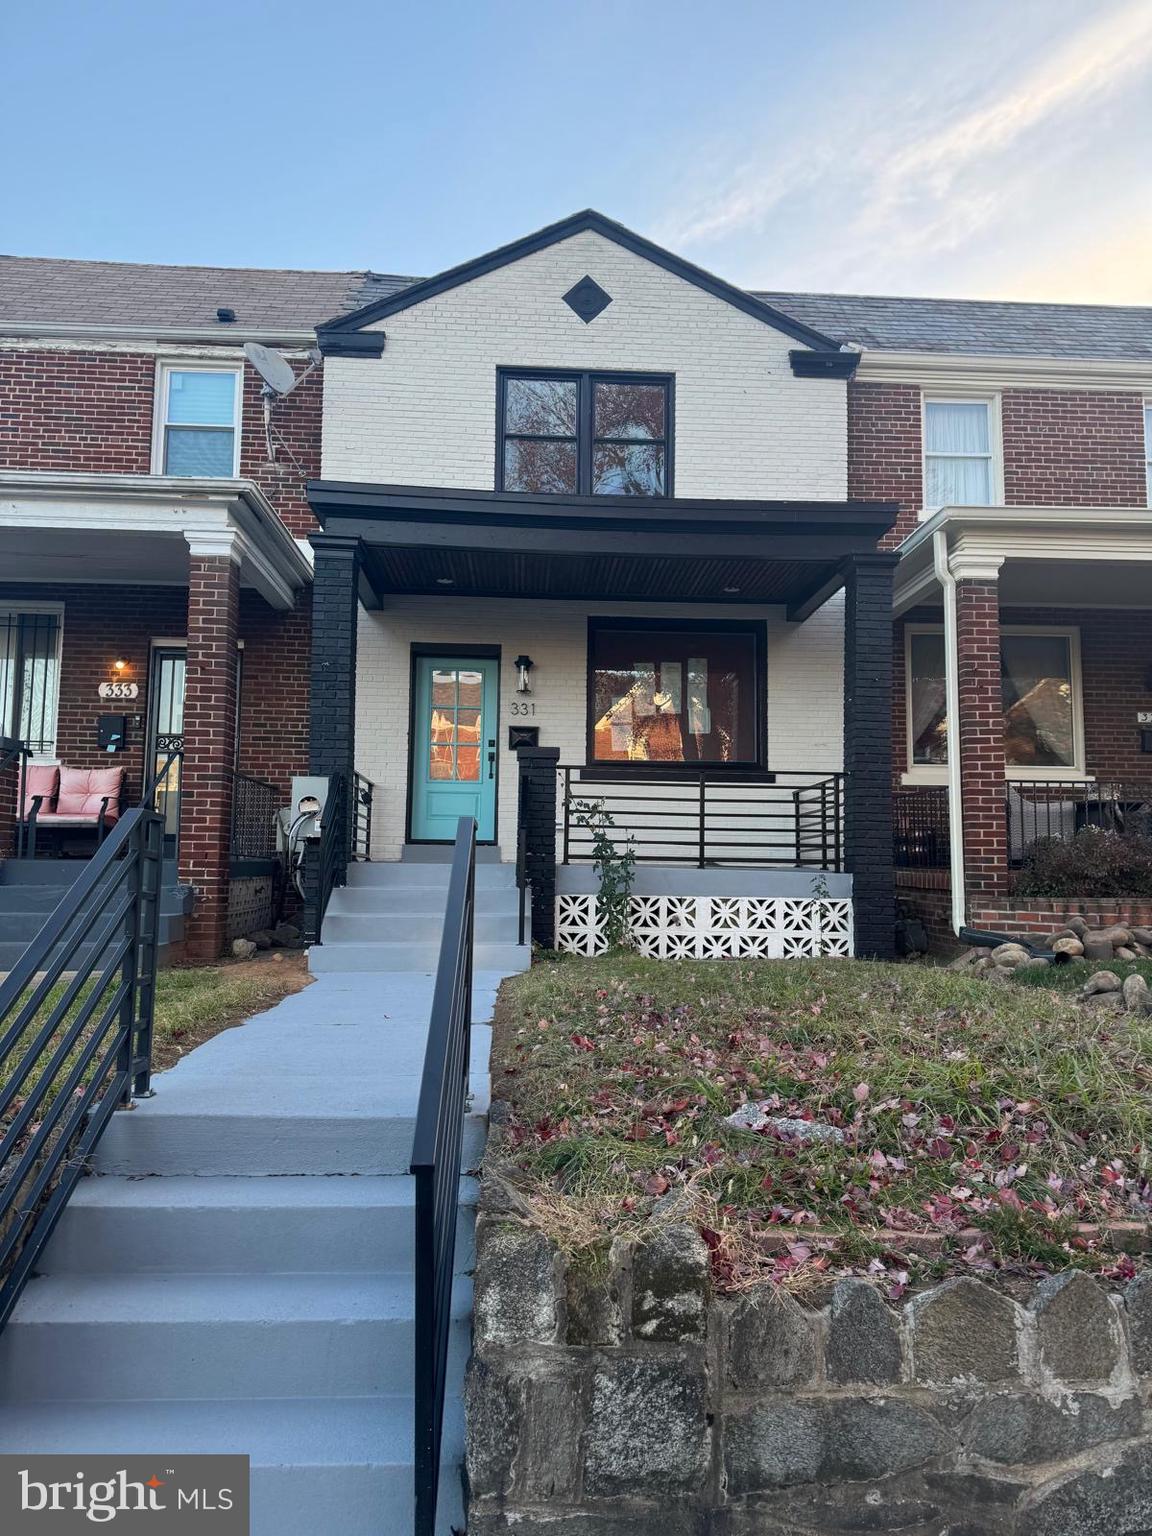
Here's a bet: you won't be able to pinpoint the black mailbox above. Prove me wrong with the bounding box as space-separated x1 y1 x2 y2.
97 713 128 752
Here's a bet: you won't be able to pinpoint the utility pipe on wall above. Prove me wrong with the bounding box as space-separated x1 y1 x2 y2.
932 529 966 936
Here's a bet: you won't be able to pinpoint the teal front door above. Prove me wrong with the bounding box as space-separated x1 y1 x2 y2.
410 656 499 842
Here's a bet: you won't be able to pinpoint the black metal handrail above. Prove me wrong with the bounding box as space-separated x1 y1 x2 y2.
411 816 476 1536
515 766 529 946
558 765 845 871
0 804 163 1329
230 771 281 862
0 737 31 860
352 771 373 861
301 772 348 945
894 784 951 869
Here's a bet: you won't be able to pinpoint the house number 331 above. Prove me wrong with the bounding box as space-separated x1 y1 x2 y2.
511 701 536 716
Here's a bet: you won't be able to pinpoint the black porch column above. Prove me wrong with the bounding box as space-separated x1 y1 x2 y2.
842 552 899 960
517 745 560 949
308 534 362 869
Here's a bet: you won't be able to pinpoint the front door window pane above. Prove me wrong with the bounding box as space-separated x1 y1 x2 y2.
909 632 948 765
591 627 757 764
426 669 487 780
1002 635 1075 768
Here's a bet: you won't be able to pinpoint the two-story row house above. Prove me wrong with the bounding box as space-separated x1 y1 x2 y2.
3 211 1150 964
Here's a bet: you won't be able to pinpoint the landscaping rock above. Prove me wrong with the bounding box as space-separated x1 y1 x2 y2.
723 1103 844 1144
960 1391 1141 1465
825 1397 947 1480
1122 973 1151 1013
1018 956 1051 973
948 947 983 971
1017 1441 1152 1536
990 942 1031 968
1065 916 1089 937
1082 937 1117 963
1116 946 1139 961
247 928 274 949
1130 926 1152 947
272 921 301 947
825 1279 903 1385
584 1356 708 1497
724 1399 824 1493
473 1218 560 1346
1081 970 1122 997
231 938 257 959
1051 936 1085 959
632 1224 709 1342
1096 925 1132 948
1125 1271 1152 1374
1031 1271 1123 1383
909 1278 1020 1385
727 1286 818 1390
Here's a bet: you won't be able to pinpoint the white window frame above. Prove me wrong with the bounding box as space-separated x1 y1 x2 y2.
920 393 1004 516
0 601 65 762
903 621 1086 783
152 362 243 478
1144 400 1152 507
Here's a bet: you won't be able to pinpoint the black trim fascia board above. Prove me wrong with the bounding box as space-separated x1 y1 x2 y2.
789 349 859 379
585 614 768 772
348 519 884 562
314 209 844 352
308 480 899 537
316 330 386 358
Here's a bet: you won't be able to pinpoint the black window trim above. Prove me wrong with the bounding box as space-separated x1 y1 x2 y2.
584 615 768 777
497 367 674 498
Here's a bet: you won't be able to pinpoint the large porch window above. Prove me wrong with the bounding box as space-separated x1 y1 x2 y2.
0 608 61 758
588 619 763 767
499 370 671 496
906 624 1083 778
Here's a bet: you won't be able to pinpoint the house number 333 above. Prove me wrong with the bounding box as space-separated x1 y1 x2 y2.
510 701 536 716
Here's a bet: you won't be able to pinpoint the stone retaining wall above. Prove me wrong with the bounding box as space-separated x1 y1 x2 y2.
467 1210 1152 1535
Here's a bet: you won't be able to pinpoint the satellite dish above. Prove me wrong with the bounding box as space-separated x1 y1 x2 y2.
244 341 297 396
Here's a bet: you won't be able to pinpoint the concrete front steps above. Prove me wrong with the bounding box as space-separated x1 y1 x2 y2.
310 848 531 974
0 856 190 972
0 967 507 1535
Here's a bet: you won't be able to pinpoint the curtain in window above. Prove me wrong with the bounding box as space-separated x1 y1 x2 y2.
924 401 992 506
164 371 237 477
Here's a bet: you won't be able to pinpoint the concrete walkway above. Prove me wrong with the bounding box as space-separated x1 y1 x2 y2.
0 961 509 1535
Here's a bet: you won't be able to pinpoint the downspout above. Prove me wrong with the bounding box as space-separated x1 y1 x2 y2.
932 530 966 935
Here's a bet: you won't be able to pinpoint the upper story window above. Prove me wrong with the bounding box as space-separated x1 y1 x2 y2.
923 398 997 509
156 366 241 477
499 370 671 496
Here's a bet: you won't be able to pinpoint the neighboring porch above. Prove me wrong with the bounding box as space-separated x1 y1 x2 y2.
0 471 312 957
892 505 1152 942
306 480 898 957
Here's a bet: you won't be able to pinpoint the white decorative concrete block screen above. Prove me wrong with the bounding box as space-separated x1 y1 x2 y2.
555 895 854 958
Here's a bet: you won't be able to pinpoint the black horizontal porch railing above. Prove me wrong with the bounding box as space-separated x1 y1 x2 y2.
558 765 845 871
352 772 374 862
0 804 163 1330
230 771 282 862
411 815 475 1536
1006 779 1152 863
893 785 951 869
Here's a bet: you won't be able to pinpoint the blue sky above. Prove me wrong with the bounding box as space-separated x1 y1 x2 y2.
4 0 1151 302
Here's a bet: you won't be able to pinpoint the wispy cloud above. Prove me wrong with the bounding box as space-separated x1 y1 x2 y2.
655 0 1152 301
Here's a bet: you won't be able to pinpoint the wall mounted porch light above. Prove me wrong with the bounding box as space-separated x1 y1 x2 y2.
514 655 535 694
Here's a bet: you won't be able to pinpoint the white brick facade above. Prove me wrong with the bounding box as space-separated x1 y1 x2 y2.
356 596 844 859
322 230 846 499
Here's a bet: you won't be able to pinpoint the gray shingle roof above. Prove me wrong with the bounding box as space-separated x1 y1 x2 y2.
755 290 1152 361
0 255 414 333
2 252 1150 361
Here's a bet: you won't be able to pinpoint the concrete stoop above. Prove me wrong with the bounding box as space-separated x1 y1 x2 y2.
0 911 515 1533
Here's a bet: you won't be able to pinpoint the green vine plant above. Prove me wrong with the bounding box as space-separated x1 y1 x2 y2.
570 799 637 949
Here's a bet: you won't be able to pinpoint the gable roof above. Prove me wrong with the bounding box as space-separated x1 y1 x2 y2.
757 289 1152 362
314 209 845 354
0 255 414 336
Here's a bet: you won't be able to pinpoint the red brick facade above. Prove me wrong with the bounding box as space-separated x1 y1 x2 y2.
955 580 1008 905
847 381 923 548
1001 391 1147 508
0 346 322 538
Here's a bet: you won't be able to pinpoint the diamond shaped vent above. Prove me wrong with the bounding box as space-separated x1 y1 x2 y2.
562 275 612 323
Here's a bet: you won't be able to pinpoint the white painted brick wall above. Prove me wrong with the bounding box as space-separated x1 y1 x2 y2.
323 231 846 499
356 596 844 860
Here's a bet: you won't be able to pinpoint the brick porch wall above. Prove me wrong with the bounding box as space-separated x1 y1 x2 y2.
956 581 1007 905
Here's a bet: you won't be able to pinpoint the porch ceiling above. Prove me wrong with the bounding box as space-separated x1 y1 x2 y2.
308 480 898 610
0 472 312 610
